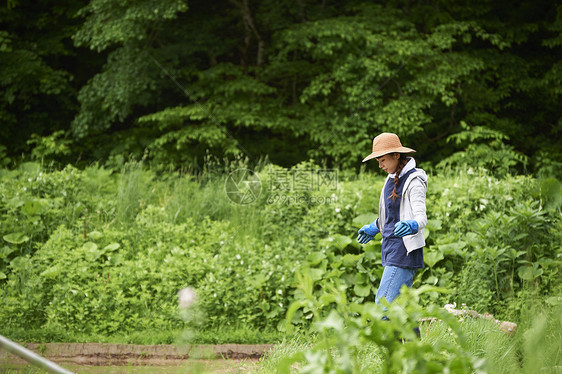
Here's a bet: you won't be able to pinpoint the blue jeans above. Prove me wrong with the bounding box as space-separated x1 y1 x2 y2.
375 265 416 307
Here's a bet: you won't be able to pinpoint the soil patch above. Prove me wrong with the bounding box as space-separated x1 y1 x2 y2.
0 343 272 367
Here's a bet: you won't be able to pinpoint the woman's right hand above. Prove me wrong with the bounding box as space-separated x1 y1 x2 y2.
357 222 380 244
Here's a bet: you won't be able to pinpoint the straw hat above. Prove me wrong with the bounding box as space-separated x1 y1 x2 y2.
362 132 416 162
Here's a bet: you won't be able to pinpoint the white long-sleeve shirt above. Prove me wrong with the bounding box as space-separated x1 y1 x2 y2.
377 158 428 254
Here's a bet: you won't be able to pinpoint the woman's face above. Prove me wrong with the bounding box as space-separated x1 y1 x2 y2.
375 153 400 174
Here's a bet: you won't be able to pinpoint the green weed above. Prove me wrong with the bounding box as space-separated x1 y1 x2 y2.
0 162 559 345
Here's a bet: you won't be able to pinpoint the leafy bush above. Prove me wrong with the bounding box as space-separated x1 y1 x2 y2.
0 161 559 341
261 272 562 374
281 276 484 374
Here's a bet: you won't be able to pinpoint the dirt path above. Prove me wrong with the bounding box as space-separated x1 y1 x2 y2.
0 343 272 371
1 360 260 374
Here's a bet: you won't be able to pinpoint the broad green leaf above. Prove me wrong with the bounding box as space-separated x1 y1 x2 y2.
88 231 104 240
352 213 377 227
6 196 25 209
306 251 326 266
362 240 381 253
545 296 562 306
355 272 369 285
437 241 467 256
265 309 279 319
82 242 98 252
324 268 344 279
424 250 444 268
518 265 543 280
342 254 362 268
319 293 337 306
354 284 371 297
426 219 442 230
332 234 352 250
307 268 324 281
0 272 6 279
41 265 62 279
21 200 45 216
3 233 29 244
109 254 123 266
0 246 17 258
83 241 101 261
103 243 120 252
425 275 439 285
285 300 311 331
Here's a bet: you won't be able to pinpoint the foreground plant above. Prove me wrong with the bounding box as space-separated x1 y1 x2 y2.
275 268 562 374
281 270 484 373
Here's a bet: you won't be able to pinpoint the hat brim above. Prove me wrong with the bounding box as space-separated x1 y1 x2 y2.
362 147 416 162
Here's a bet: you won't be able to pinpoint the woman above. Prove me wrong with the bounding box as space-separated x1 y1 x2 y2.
356 132 428 311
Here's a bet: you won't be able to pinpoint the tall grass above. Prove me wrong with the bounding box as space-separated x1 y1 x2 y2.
112 158 268 240
254 304 562 373
253 335 311 374
423 305 562 373
423 318 521 374
115 161 153 225
254 335 385 374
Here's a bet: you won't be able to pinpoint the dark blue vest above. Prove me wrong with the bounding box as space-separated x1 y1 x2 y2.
381 168 424 269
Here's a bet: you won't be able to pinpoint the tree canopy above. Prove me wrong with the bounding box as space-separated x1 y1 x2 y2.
1 0 561 174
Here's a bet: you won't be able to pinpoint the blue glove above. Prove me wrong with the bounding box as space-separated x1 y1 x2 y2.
394 220 419 237
357 221 380 244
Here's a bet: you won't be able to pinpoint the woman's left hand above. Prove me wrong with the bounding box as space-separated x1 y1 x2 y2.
394 220 419 237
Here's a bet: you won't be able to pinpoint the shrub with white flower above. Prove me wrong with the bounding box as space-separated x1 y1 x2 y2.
176 286 205 344
178 287 197 309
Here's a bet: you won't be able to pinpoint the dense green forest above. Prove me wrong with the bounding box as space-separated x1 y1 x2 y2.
1 0 561 173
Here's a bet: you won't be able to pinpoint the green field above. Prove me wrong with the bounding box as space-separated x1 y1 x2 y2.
0 160 560 372
2 0 562 371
